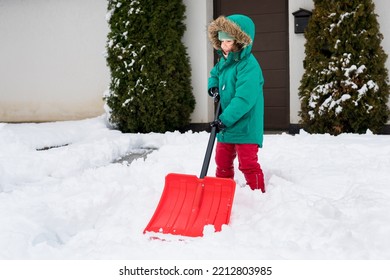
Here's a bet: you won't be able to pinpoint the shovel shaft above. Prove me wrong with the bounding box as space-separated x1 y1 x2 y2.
200 102 221 179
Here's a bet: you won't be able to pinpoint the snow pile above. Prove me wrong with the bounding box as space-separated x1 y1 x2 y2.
1 116 389 259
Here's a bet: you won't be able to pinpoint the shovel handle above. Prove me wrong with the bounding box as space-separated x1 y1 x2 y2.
199 102 221 179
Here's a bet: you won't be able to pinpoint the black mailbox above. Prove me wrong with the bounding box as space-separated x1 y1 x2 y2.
292 8 312 34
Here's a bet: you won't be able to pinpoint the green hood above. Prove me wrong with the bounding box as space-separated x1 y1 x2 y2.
208 14 255 58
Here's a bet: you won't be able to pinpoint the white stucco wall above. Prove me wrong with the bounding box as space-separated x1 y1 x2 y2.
0 0 109 122
183 0 215 123
0 0 213 124
371 0 390 122
288 0 390 124
288 0 314 124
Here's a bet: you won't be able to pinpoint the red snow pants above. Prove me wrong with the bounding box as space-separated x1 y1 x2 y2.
215 142 265 192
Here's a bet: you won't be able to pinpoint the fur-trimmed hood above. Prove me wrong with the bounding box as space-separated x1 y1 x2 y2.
208 14 255 58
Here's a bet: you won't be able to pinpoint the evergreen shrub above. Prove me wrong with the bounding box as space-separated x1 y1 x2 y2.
105 0 195 133
299 0 389 134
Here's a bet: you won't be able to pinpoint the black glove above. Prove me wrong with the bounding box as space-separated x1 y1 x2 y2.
210 118 226 133
208 87 220 102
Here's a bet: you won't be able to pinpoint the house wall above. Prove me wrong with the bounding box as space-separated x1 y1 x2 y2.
183 0 215 123
0 0 109 122
288 0 390 125
1 0 389 126
0 0 213 124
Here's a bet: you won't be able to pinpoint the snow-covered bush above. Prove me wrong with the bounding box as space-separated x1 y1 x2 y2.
299 0 389 135
104 0 195 133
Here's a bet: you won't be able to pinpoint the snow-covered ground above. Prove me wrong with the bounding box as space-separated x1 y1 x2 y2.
1 116 389 260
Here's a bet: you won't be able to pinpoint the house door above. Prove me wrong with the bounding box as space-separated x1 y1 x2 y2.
214 0 289 130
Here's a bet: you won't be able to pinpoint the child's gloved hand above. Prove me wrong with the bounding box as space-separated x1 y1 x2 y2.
208 87 220 102
210 119 226 132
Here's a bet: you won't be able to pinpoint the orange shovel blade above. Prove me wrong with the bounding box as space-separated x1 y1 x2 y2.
143 173 236 237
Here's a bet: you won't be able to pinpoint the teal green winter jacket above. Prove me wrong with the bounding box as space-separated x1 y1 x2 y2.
208 14 264 147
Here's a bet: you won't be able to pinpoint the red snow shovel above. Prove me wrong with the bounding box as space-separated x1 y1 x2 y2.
143 102 236 237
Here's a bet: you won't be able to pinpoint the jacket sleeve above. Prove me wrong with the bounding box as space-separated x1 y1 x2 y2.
208 63 219 93
219 59 263 127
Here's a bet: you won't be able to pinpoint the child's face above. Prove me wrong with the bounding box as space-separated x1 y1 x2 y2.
221 40 235 55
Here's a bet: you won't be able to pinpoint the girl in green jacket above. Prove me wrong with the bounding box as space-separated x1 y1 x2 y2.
208 14 265 192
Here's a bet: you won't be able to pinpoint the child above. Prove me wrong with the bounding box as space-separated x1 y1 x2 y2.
207 14 265 192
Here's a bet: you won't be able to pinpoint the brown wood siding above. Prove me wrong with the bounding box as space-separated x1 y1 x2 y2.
214 0 289 130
